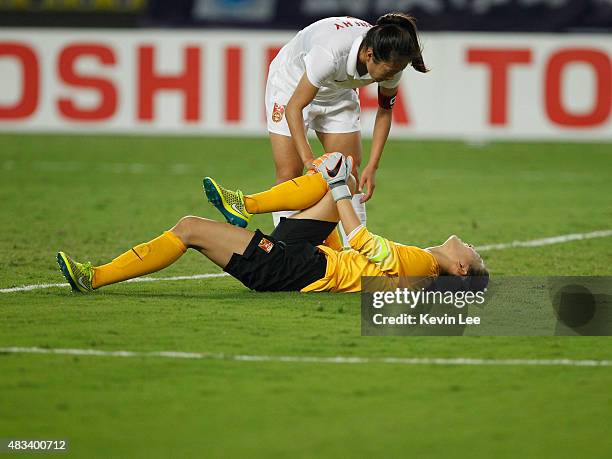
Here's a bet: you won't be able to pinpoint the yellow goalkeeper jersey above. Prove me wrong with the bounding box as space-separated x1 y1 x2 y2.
301 226 440 293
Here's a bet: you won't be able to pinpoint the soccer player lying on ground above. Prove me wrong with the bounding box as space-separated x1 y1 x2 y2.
57 153 488 294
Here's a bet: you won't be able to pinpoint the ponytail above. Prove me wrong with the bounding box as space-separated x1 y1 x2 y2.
362 12 429 73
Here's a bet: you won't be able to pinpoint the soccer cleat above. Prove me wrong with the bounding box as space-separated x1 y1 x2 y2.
56 251 95 293
203 177 252 228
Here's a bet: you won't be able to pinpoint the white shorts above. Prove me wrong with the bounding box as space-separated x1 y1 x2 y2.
265 74 361 137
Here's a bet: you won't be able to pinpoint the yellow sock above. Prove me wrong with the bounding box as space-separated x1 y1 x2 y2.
93 231 187 289
244 174 328 214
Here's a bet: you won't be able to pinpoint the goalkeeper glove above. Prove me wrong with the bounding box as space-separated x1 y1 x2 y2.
315 152 353 202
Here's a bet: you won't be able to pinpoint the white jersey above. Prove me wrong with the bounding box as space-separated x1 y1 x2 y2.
268 16 403 102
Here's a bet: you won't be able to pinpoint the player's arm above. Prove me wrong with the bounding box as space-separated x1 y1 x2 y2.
337 199 395 268
287 47 338 170
285 73 319 169
336 199 361 237
360 85 397 203
316 153 397 269
369 86 397 170
314 152 359 231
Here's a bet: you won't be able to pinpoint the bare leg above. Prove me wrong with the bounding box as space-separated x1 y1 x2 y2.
292 190 339 222
271 130 361 184
291 175 357 222
269 133 306 225
172 174 354 271
270 133 304 184
171 216 254 269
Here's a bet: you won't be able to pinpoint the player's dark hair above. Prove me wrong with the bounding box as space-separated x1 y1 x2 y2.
362 12 429 73
463 265 490 293
427 266 490 293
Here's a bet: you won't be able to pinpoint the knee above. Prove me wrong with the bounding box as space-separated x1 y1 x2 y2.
171 215 201 246
275 162 303 184
276 169 302 184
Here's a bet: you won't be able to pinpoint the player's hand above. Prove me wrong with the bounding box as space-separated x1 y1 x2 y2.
358 165 377 203
315 152 353 201
315 152 352 185
304 158 315 171
307 152 333 173
302 153 317 172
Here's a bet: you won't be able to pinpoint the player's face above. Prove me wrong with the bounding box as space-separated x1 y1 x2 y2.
366 52 410 82
444 235 485 275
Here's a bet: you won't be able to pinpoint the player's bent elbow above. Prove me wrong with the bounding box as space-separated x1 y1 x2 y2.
285 99 307 119
285 101 297 118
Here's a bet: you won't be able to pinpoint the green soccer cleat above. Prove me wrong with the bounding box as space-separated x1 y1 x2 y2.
56 251 94 293
203 176 252 228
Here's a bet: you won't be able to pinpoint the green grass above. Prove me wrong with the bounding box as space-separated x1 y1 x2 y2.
1 134 611 458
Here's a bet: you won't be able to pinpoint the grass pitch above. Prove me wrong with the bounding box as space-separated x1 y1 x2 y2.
1 134 611 458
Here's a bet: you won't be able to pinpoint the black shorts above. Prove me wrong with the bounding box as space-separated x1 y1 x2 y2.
224 218 336 292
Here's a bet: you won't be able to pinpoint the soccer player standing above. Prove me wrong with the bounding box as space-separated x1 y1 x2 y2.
266 12 428 229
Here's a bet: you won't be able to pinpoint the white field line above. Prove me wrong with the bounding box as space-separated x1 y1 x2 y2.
475 229 612 252
0 346 610 367
1 229 611 294
0 272 229 293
